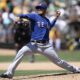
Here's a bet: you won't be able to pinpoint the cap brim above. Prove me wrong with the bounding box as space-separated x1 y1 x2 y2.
35 6 47 9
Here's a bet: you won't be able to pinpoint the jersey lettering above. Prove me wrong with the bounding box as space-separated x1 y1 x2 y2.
37 21 48 28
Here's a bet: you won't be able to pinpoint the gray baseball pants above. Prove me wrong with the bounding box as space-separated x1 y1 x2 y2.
5 42 79 76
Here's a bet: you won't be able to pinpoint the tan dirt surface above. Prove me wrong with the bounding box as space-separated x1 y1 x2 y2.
0 49 15 56
0 62 80 70
14 73 80 80
0 49 80 80
0 73 80 80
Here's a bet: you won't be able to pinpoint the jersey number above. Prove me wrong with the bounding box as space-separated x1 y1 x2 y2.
37 22 44 27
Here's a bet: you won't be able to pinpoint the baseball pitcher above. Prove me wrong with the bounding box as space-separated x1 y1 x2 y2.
0 2 80 79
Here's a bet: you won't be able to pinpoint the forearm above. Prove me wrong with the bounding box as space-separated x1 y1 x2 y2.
50 17 58 27
18 14 28 19
50 11 60 28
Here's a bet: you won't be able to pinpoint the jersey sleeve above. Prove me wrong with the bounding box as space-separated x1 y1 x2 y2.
18 13 36 20
50 17 58 28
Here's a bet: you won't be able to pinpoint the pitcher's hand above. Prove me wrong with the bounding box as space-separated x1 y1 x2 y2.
55 10 61 18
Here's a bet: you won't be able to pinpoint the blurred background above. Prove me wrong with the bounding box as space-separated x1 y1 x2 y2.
0 0 80 51
0 0 80 77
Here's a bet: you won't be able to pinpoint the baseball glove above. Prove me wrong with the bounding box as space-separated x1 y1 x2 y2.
15 19 30 27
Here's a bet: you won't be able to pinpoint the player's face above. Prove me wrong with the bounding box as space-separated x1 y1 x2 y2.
36 9 46 15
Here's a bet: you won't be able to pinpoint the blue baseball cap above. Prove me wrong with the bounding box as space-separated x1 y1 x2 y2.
35 2 47 10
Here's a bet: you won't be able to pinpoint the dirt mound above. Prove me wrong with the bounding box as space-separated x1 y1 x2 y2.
1 62 80 70
0 73 80 80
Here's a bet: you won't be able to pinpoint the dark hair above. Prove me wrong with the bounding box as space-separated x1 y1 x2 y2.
35 1 48 10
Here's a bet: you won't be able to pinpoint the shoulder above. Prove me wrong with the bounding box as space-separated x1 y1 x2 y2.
29 12 38 16
45 16 51 23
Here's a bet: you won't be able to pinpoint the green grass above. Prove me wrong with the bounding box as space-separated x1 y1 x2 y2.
0 70 67 76
59 50 80 61
0 51 79 76
0 51 80 62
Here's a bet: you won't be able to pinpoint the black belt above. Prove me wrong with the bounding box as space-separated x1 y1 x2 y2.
31 40 48 44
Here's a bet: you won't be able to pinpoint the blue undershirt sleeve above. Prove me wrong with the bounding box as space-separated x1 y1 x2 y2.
50 17 58 28
18 13 35 20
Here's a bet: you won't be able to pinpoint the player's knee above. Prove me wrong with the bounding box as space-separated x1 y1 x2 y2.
18 46 31 54
57 59 64 65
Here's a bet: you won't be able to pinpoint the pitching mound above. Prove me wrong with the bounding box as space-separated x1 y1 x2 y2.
0 73 80 80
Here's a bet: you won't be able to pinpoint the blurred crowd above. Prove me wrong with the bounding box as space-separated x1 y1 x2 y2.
0 0 80 50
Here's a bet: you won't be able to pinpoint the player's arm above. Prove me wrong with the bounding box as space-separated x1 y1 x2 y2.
18 13 36 21
50 11 61 27
14 13 35 25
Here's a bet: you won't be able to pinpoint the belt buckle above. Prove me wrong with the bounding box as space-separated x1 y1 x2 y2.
39 41 42 43
33 40 37 43
31 40 47 44
39 40 46 44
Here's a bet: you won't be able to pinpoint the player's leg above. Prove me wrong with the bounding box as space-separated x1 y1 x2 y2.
29 54 35 63
42 46 80 73
49 39 54 46
0 42 35 78
55 38 61 50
